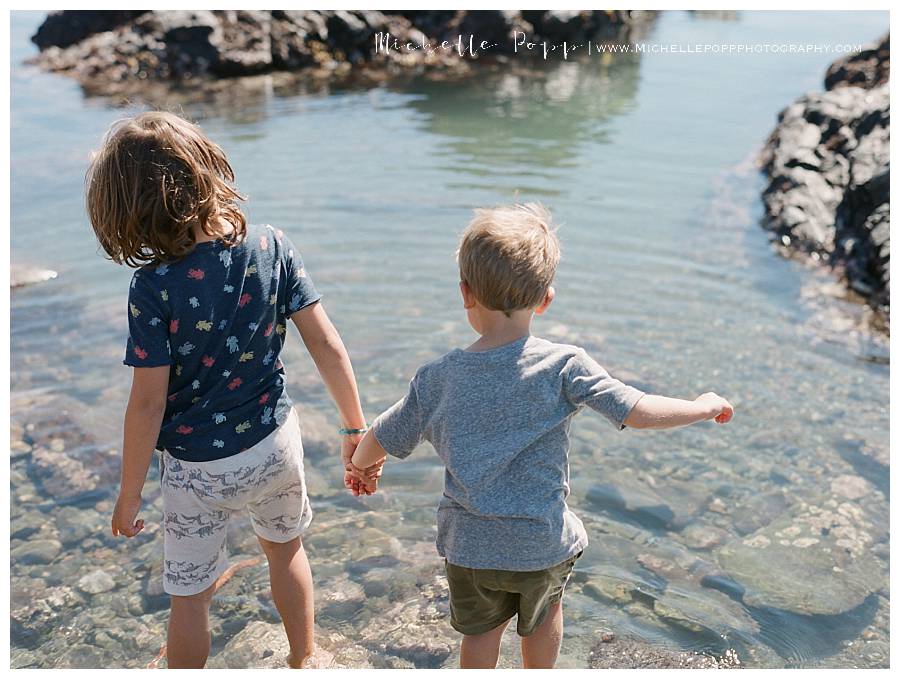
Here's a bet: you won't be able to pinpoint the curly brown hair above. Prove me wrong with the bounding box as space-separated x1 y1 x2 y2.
86 111 247 267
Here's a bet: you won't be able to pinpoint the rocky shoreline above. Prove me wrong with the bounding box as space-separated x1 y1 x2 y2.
28 10 656 97
759 34 890 331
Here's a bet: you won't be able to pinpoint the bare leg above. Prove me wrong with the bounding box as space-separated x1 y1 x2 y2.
257 536 317 668
167 584 216 668
460 618 511 669
521 601 564 669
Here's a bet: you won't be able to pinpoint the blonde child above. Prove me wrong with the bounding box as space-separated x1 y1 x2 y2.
350 204 734 668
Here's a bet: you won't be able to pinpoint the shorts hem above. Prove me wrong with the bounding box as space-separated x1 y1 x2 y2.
516 590 566 637
163 558 229 597
251 515 312 544
450 610 517 637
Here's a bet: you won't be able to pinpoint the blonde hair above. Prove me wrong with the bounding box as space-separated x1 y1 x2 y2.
86 111 246 267
457 203 560 316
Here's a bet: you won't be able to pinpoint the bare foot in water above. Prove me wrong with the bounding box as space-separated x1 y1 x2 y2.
288 647 334 669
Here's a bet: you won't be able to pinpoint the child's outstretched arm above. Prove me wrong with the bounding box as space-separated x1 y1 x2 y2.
291 302 368 474
111 366 169 538
624 392 733 429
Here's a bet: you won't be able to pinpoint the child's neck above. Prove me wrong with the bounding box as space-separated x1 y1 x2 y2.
467 311 533 352
192 216 234 244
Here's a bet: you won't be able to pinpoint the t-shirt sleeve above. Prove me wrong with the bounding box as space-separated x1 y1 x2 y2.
564 349 644 430
123 270 173 367
281 232 322 315
372 374 425 459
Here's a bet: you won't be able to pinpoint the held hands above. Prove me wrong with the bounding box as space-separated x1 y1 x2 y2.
345 458 386 496
694 392 734 424
111 492 144 537
341 433 385 496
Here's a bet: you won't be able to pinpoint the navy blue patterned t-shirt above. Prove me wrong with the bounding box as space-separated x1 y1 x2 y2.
123 223 321 462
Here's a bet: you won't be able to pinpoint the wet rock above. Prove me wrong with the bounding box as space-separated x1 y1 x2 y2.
830 473 873 500
826 33 890 91
715 495 883 615
28 10 657 97
57 644 110 668
731 490 790 536
10 265 58 289
30 444 100 502
31 10 147 49
77 569 116 595
585 473 707 531
359 567 419 601
589 637 741 669
214 620 372 668
11 538 62 565
759 33 890 326
318 579 365 619
682 523 730 551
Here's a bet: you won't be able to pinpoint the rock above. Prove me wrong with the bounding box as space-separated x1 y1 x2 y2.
77 569 116 595
215 620 373 668
585 473 707 531
759 33 890 326
589 637 741 669
830 474 873 500
825 33 890 91
27 10 658 96
11 538 62 565
682 523 729 551
57 644 109 668
318 579 365 619
715 495 883 615
31 10 147 49
10 265 58 288
359 567 419 601
731 491 789 536
30 444 100 501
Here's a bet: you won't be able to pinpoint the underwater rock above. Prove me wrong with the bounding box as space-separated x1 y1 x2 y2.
213 620 373 668
588 637 741 669
77 569 116 595
830 473 873 501
11 538 62 565
715 495 884 615
585 472 708 531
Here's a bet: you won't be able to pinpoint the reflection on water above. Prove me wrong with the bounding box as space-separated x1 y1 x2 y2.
10 9 889 669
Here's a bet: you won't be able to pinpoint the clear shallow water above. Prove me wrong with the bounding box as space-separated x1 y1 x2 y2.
10 10 889 669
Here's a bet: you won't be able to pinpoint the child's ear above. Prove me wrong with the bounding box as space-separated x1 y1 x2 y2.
535 286 555 315
460 280 476 309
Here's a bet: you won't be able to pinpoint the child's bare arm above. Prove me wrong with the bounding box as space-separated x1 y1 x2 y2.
624 392 733 429
112 366 169 538
291 301 367 481
350 429 388 494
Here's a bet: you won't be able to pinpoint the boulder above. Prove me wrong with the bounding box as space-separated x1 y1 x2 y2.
31 10 147 50
825 33 890 91
759 33 890 327
715 495 884 615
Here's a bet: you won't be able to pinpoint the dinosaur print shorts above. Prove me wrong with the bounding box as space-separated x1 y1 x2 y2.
159 407 312 596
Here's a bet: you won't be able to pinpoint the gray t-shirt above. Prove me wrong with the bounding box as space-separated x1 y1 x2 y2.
373 335 645 571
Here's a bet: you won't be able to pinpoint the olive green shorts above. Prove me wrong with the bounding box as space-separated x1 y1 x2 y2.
445 551 582 637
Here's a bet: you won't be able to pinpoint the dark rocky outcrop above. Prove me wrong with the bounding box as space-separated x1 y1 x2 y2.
759 33 889 330
28 10 655 95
